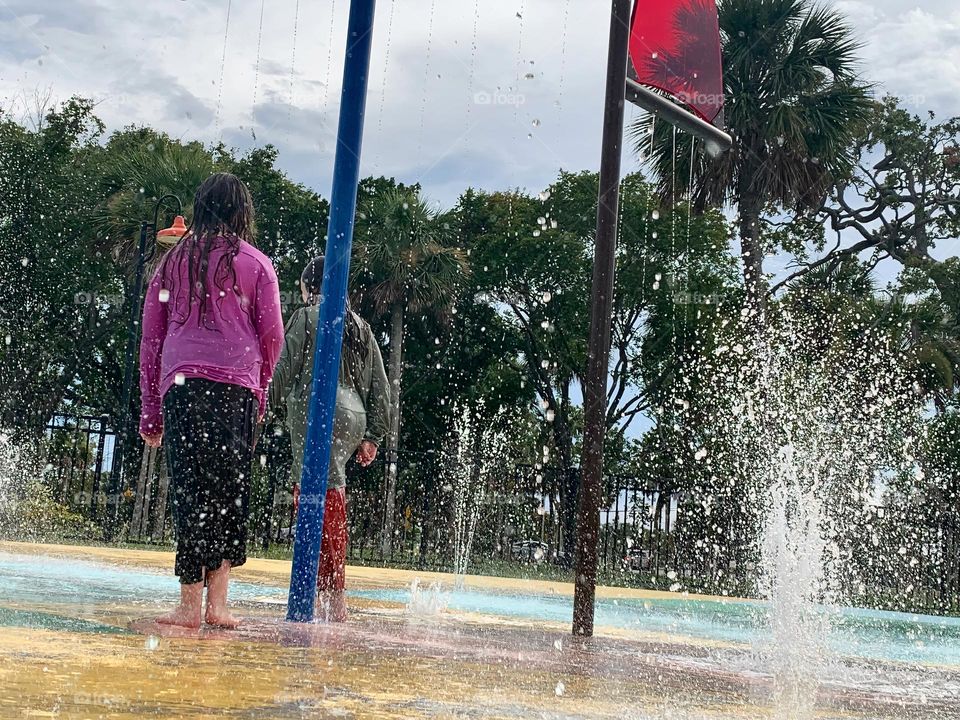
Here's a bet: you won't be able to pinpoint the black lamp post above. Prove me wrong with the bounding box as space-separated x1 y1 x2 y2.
104 194 184 538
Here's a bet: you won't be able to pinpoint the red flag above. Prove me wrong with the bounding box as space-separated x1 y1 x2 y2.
629 0 725 127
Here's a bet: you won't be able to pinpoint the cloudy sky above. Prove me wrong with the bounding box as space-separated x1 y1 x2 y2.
1 0 957 209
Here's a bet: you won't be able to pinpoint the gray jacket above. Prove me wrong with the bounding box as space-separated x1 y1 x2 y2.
269 306 390 486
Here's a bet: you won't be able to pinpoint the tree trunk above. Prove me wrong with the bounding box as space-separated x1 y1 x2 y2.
737 152 767 315
150 450 170 541
129 443 157 541
553 378 578 566
381 301 406 556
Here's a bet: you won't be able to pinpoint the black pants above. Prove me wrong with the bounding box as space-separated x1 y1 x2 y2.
163 378 255 584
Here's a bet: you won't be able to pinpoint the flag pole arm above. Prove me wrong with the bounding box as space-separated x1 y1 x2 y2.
625 77 733 156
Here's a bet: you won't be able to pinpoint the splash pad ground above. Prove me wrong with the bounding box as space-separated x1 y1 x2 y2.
0 541 957 719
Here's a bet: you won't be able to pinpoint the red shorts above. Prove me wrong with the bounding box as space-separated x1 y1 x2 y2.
292 485 348 592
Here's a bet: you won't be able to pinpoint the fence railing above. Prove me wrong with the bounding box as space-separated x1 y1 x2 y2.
36 413 960 614
42 414 115 518
39 415 686 577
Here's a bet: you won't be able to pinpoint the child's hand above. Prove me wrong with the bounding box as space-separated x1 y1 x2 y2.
141 432 163 448
356 440 378 467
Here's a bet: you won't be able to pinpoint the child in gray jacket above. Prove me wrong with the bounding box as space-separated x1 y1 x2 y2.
269 257 390 621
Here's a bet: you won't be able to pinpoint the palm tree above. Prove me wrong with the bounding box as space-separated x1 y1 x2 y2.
97 137 215 277
630 0 873 310
353 188 469 555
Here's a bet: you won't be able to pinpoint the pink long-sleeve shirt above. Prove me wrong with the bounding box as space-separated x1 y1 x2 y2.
138 237 284 436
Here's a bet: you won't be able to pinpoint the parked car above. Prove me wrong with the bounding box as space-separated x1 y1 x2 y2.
622 547 651 572
511 540 549 564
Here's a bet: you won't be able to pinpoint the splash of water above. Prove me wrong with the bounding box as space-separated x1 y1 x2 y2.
0 431 29 532
406 577 448 616
0 432 16 519
448 407 483 582
761 445 830 718
446 405 513 583
676 307 922 717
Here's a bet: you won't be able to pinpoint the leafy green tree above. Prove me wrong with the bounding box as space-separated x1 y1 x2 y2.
810 98 960 283
744 97 960 411
95 130 215 280
352 187 469 553
0 97 123 429
632 0 873 309
794 98 960 403
466 171 732 557
99 134 331 301
794 258 960 410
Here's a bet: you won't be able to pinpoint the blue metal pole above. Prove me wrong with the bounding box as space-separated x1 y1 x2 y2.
287 0 377 623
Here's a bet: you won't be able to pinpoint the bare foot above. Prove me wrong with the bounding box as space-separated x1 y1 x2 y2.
203 561 239 628
204 607 241 628
156 604 202 629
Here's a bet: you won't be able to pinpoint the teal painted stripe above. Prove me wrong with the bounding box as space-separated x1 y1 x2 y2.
0 606 130 635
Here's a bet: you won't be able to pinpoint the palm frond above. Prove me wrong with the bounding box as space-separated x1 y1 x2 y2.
353 187 470 321
95 141 214 278
629 0 872 215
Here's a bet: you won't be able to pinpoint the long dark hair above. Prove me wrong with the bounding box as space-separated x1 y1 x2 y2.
160 173 256 326
301 257 368 388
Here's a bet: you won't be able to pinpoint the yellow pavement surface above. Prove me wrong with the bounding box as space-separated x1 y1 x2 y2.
0 541 926 719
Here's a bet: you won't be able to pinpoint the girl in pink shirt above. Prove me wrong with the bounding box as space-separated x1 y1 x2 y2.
139 173 283 629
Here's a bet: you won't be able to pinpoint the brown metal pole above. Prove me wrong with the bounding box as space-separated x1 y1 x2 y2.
572 0 632 638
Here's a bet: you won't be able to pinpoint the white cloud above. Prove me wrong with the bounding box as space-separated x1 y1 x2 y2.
0 0 956 207
853 4 960 114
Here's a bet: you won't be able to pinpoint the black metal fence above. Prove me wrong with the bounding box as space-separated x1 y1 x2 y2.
843 506 960 616
34 412 960 613
38 414 685 577
42 414 114 518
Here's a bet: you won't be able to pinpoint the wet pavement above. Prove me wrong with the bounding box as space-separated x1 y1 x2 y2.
0 542 957 719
